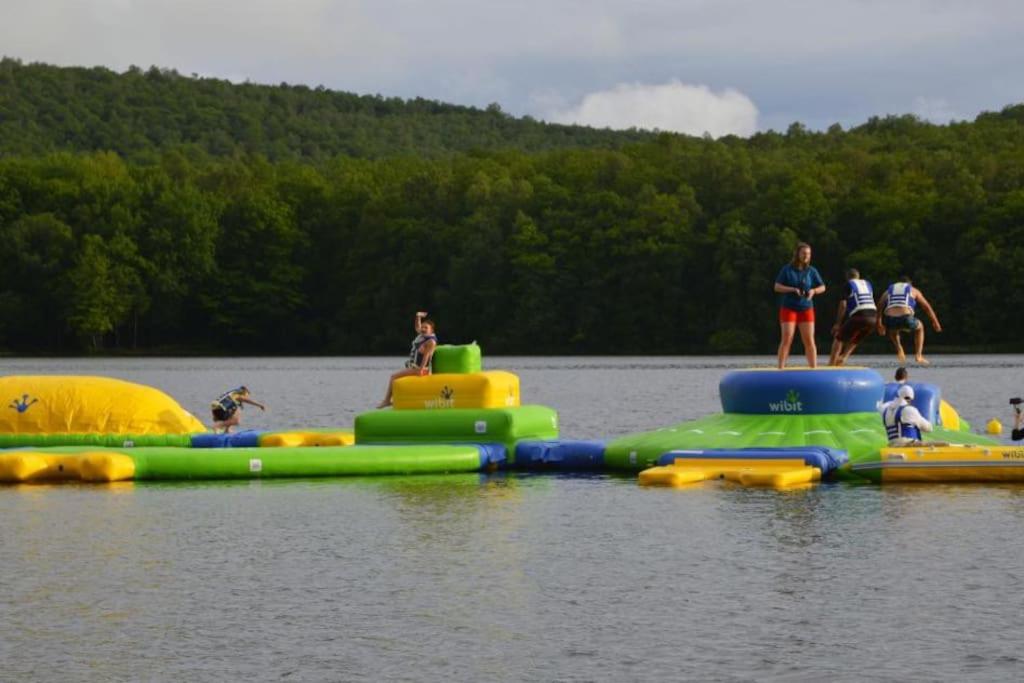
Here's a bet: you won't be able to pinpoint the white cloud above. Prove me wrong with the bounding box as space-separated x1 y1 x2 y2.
548 80 759 137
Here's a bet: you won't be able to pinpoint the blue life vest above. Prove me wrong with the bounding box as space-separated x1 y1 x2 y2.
212 387 245 416
887 282 917 310
884 404 922 441
407 334 438 369
846 279 876 316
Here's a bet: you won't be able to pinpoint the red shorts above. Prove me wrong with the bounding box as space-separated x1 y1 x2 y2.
779 307 815 324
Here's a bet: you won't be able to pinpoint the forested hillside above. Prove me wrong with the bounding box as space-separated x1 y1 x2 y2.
0 59 651 160
0 60 1022 354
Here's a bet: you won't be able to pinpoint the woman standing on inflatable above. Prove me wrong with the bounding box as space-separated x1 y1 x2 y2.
773 242 826 368
377 311 438 408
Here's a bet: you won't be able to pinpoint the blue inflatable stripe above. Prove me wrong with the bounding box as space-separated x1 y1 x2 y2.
514 439 606 470
191 430 263 448
882 382 941 425
720 368 884 415
474 443 508 468
656 446 849 474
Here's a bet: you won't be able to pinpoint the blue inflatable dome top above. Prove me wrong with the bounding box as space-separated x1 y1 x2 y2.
719 367 884 415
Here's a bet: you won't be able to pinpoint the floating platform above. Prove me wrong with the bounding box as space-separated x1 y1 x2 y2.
850 444 1024 483
639 447 847 489
355 405 558 460
0 444 505 484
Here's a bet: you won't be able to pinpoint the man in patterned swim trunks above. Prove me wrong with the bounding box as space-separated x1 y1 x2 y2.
876 276 942 366
828 268 878 366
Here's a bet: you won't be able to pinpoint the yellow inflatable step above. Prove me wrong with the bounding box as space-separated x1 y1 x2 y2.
259 430 355 447
938 399 961 431
639 458 820 489
0 451 134 483
392 371 520 410
872 444 1024 482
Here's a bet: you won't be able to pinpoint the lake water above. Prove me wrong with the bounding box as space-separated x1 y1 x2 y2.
2 355 1024 681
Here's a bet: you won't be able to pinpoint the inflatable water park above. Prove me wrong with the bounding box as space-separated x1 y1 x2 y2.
1 344 1021 488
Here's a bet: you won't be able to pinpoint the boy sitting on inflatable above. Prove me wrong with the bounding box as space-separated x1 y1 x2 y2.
377 312 437 409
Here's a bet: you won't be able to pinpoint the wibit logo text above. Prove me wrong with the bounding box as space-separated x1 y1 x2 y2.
768 389 803 413
425 385 455 409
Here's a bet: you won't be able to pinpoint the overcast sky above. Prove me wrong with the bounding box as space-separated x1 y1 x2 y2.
3 0 1022 136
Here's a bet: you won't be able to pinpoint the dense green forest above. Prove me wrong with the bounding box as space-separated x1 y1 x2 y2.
0 59 651 160
1 59 1023 355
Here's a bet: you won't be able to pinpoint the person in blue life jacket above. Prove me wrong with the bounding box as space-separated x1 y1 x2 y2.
377 311 438 409
828 268 879 366
773 242 826 368
876 276 942 366
211 386 265 434
882 384 935 446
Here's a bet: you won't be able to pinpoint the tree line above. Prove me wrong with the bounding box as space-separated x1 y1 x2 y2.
0 60 1022 354
0 59 651 162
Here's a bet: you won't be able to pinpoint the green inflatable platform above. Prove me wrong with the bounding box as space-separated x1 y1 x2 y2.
0 433 193 448
39 444 490 480
355 405 559 459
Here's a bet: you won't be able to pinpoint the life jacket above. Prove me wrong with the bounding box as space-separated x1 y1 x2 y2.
886 282 917 311
211 388 245 416
884 403 922 441
846 279 876 316
407 334 437 370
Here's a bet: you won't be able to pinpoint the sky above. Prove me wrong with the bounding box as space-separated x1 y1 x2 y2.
3 0 1023 137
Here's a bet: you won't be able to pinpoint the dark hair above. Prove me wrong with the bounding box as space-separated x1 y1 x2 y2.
790 242 812 268
894 367 908 382
422 318 435 330
845 268 860 280
899 275 912 284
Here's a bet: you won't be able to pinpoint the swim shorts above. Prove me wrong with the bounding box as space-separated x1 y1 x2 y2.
837 311 878 344
779 307 815 324
883 314 921 331
211 406 234 422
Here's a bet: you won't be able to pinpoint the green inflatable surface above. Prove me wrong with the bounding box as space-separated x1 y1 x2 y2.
37 444 487 479
431 343 482 374
0 433 193 448
355 404 558 458
606 411 1000 481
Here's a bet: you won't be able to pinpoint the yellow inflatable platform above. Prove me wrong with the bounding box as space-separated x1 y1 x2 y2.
258 430 355 447
0 375 205 434
639 457 821 489
392 371 520 410
0 450 135 483
855 444 1024 483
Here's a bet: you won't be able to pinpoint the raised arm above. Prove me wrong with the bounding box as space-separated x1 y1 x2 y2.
913 289 942 332
414 311 428 331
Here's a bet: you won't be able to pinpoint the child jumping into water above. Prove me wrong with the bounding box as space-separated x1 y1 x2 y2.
211 386 265 433
377 312 437 409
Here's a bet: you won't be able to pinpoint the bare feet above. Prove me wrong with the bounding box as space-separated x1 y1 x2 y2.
915 356 930 366
896 350 906 365
376 400 391 409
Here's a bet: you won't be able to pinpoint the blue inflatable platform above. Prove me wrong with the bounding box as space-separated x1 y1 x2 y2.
514 440 606 470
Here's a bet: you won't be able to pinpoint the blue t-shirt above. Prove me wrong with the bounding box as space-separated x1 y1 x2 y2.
775 264 824 311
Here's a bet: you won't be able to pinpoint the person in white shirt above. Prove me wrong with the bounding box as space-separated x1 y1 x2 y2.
882 384 933 446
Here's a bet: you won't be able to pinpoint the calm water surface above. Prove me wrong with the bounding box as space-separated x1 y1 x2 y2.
2 355 1024 681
